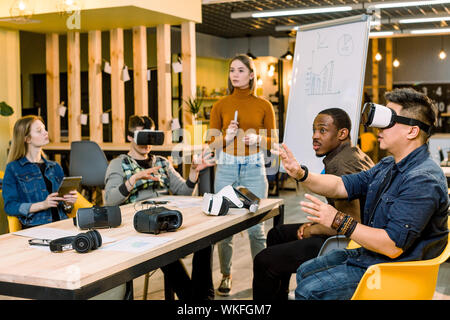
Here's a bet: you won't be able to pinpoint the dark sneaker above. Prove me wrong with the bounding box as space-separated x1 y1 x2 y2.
216 277 232 296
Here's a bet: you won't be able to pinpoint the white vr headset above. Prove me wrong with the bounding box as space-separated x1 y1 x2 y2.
132 129 165 145
202 185 260 216
361 102 432 135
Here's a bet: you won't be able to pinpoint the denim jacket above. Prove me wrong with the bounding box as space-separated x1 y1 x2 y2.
342 144 449 268
2 156 67 227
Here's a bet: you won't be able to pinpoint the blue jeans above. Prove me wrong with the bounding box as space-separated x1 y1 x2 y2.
295 249 366 300
215 151 268 276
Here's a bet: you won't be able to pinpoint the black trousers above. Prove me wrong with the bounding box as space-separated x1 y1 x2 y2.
252 224 327 300
161 245 214 301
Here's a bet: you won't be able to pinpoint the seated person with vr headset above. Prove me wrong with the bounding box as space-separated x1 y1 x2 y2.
104 115 216 301
276 88 448 300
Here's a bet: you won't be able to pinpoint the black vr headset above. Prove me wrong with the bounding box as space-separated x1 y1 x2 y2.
202 185 260 216
133 206 183 234
73 206 122 230
361 102 432 135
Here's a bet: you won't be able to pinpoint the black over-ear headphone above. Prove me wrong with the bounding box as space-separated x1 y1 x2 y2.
49 230 102 253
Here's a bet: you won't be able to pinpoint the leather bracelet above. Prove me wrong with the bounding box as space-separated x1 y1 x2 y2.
296 165 309 182
331 211 346 230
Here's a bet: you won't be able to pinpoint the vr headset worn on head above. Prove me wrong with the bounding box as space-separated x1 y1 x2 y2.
202 185 260 216
133 206 183 234
73 205 122 230
361 102 432 135
132 129 165 146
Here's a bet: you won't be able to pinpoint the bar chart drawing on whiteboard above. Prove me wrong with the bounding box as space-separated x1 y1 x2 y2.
305 59 340 96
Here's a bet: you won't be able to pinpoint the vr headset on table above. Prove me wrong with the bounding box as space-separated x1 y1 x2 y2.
73 206 122 230
361 102 432 135
202 185 261 216
134 206 183 234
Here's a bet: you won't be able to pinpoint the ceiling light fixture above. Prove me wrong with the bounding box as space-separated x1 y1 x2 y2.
246 35 257 60
280 50 293 60
233 1 450 20
439 36 447 59
9 0 34 21
393 39 400 68
252 6 352 18
375 52 383 61
410 27 450 34
232 5 353 19
369 31 395 37
372 0 450 9
393 58 401 67
399 16 450 23
276 19 382 33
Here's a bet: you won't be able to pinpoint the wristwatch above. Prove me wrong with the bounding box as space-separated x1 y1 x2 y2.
295 165 309 182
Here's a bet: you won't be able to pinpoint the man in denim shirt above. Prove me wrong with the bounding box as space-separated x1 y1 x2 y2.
277 88 448 299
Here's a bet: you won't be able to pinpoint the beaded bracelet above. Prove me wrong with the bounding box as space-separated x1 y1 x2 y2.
344 219 358 238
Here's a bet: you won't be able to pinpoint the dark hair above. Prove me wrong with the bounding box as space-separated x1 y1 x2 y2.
384 87 436 139
228 54 256 94
318 108 352 133
127 115 155 136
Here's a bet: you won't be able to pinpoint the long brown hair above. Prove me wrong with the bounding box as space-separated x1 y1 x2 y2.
7 115 44 163
228 54 256 95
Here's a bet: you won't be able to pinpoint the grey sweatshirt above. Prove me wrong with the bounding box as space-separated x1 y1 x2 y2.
104 154 196 206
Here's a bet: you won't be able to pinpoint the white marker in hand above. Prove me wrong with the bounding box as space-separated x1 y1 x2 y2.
234 110 238 122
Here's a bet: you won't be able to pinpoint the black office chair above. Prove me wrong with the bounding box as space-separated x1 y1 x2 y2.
69 141 109 205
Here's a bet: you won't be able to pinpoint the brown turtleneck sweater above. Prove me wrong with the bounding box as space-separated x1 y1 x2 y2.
208 87 277 156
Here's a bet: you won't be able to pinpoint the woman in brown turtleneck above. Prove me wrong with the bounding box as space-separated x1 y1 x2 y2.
207 54 277 297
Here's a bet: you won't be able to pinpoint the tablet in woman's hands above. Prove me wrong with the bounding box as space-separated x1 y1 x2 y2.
57 176 82 197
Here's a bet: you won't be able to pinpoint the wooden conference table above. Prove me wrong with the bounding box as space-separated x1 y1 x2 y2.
0 196 284 300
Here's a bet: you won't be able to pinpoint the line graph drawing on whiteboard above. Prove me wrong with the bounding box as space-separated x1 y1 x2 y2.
337 34 353 56
305 60 340 96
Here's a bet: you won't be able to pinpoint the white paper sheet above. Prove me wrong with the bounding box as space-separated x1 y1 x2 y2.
100 236 173 253
172 62 182 73
102 112 109 124
14 227 77 240
80 114 88 125
59 105 67 117
155 197 203 209
104 61 111 74
122 66 130 82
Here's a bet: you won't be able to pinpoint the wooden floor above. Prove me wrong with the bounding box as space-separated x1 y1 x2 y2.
133 185 450 301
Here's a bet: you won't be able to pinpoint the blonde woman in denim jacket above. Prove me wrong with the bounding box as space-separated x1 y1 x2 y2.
2 116 77 228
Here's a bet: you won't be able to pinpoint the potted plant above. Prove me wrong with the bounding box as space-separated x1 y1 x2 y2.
183 97 207 145
184 96 203 122
0 101 14 116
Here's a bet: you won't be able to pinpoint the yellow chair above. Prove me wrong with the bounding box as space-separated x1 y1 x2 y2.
6 191 92 232
350 220 450 300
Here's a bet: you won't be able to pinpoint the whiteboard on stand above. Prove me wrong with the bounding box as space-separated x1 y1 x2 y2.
283 15 371 174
